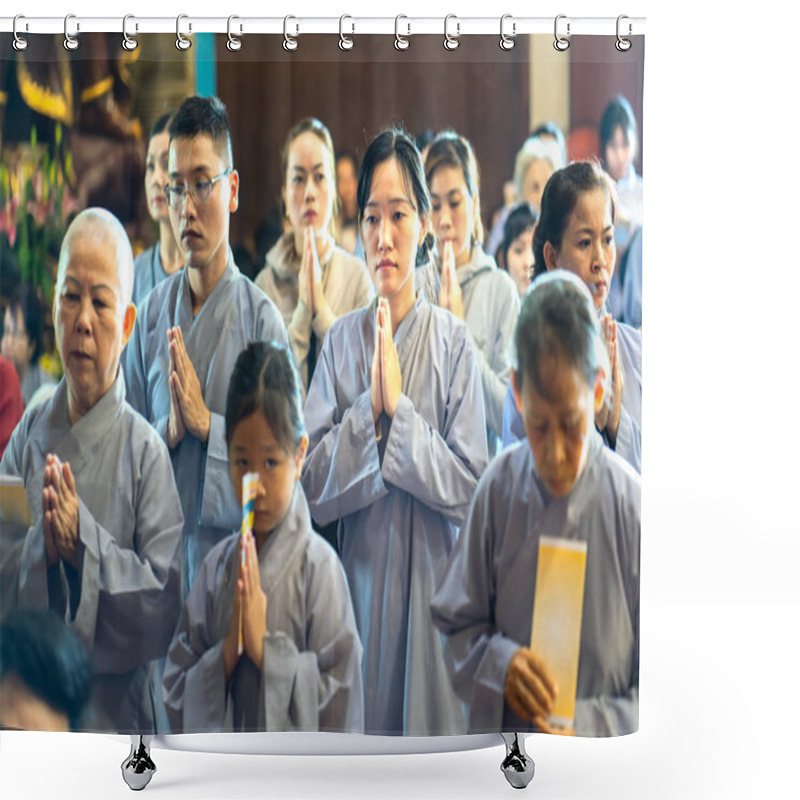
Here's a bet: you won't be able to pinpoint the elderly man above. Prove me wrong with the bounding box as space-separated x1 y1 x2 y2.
0 208 183 733
124 96 288 595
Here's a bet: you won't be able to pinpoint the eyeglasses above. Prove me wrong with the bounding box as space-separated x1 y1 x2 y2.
164 169 232 208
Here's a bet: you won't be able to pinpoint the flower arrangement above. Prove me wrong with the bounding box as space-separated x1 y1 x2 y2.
0 124 81 305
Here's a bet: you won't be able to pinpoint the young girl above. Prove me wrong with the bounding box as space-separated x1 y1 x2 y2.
432 271 640 737
301 129 488 736
132 112 183 306
162 341 363 733
255 118 374 392
497 201 538 299
504 162 642 471
425 131 520 458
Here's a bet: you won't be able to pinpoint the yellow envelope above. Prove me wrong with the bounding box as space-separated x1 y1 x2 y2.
0 475 31 527
529 535 588 729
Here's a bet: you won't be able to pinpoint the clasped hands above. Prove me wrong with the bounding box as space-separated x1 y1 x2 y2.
41 454 80 570
297 225 327 319
438 240 464 320
167 326 211 449
594 314 623 447
223 532 268 681
504 646 574 736
370 297 402 425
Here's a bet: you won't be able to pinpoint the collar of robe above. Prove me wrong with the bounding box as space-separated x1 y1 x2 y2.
267 231 335 282
434 243 496 289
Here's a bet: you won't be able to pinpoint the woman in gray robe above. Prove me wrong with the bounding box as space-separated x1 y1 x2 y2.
301 130 489 736
1 209 184 733
425 132 520 458
432 272 640 737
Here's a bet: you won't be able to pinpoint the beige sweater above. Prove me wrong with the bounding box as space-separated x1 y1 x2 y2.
255 232 375 390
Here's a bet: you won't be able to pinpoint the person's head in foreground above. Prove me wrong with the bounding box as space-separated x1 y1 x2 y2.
512 270 610 497
357 128 432 304
166 96 239 273
54 207 136 422
0 609 92 731
226 340 309 547
532 161 617 311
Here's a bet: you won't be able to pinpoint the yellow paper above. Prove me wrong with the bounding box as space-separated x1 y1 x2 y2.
529 535 588 729
0 475 31 527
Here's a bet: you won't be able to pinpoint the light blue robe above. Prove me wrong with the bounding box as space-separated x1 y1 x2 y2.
132 243 172 308
124 255 288 595
435 246 519 459
501 318 642 473
162 485 363 734
0 371 184 733
301 295 489 735
431 431 640 737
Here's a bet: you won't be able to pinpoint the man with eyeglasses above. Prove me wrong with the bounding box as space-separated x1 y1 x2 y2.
125 96 288 601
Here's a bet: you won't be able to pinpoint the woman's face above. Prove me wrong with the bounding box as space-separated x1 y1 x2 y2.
1 306 34 376
506 227 534 298
228 411 307 542
516 354 594 497
605 125 634 182
284 131 335 239
361 157 426 302
547 187 615 310
522 158 554 212
336 158 358 218
429 164 475 267
145 130 171 225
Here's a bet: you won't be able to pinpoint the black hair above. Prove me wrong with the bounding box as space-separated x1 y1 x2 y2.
168 96 233 168
356 128 433 268
599 95 637 165
424 130 484 245
531 161 616 280
225 341 305 452
414 128 436 154
0 609 92 731
336 150 359 173
499 201 538 272
149 111 174 141
8 283 45 362
513 271 604 401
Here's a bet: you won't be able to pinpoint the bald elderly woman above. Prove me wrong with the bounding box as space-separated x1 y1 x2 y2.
0 208 184 733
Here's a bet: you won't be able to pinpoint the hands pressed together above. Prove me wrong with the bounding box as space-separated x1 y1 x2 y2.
223 532 269 681
370 297 402 425
438 240 464 320
595 314 623 447
167 326 211 449
297 226 327 320
41 454 80 570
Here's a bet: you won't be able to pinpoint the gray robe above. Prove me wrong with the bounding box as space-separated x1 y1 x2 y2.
255 232 374 391
0 371 183 733
436 246 520 458
431 432 640 737
500 319 642 473
132 243 172 307
124 255 288 595
301 295 489 735
162 485 363 734
20 361 55 408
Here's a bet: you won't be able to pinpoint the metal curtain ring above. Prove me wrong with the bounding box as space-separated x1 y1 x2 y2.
122 15 138 51
283 16 298 51
616 15 632 52
64 14 79 51
553 14 570 51
339 15 354 50
444 14 460 51
176 14 192 51
227 15 242 51
499 14 515 51
394 15 410 51
12 15 28 51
